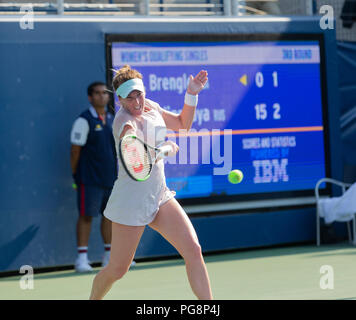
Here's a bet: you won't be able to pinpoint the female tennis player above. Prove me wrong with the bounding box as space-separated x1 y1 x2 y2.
89 65 213 300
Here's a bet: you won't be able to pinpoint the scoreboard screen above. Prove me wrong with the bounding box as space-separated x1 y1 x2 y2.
106 34 330 204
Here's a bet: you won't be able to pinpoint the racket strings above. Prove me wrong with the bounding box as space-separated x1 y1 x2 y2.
120 136 152 180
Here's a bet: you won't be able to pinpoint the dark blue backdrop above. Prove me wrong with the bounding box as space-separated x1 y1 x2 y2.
338 41 356 182
0 16 346 272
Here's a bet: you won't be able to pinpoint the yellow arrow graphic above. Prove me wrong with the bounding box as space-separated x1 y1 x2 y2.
240 74 247 86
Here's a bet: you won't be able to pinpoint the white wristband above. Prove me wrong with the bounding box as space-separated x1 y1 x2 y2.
184 93 198 107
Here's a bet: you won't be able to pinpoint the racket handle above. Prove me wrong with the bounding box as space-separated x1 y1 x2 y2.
158 145 173 158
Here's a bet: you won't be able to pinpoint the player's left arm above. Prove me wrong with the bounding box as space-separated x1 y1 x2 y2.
161 70 208 132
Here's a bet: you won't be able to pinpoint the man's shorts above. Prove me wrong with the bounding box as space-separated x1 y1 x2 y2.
77 184 112 217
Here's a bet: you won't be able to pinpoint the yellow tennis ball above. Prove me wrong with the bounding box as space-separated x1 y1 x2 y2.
228 169 243 184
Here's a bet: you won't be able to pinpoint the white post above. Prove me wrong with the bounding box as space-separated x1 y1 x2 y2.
143 0 150 16
224 0 231 16
57 0 64 14
305 0 314 16
235 0 246 16
231 0 237 16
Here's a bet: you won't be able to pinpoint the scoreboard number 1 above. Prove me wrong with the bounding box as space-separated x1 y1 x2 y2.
272 71 278 87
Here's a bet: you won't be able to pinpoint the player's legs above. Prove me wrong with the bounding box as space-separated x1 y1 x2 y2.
149 198 213 300
89 222 145 300
100 215 112 244
100 215 112 267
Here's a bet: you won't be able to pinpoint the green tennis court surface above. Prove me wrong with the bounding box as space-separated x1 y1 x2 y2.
1 243 356 300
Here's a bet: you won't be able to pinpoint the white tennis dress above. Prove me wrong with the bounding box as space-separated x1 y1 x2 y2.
103 98 176 226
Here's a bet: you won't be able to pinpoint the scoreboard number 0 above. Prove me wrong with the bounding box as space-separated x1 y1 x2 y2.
255 72 264 88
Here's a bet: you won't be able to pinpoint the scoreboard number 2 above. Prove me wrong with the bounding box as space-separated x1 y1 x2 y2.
273 103 281 119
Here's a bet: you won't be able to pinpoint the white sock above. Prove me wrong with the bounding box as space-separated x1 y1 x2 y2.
104 244 111 259
78 246 88 261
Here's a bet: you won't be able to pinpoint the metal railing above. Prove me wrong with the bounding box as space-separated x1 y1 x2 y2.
0 0 316 16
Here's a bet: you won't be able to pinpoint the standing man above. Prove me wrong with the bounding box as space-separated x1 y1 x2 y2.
70 82 117 272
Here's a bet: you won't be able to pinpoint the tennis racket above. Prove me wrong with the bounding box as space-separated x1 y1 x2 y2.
119 134 173 181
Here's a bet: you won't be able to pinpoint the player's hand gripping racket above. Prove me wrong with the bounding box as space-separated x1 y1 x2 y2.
119 135 174 181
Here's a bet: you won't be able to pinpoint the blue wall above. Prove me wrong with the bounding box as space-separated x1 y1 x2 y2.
0 16 343 272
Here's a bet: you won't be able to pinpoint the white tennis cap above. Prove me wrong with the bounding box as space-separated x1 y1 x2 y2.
116 78 145 98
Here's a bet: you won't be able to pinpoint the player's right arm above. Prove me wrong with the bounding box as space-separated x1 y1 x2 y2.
119 124 136 139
